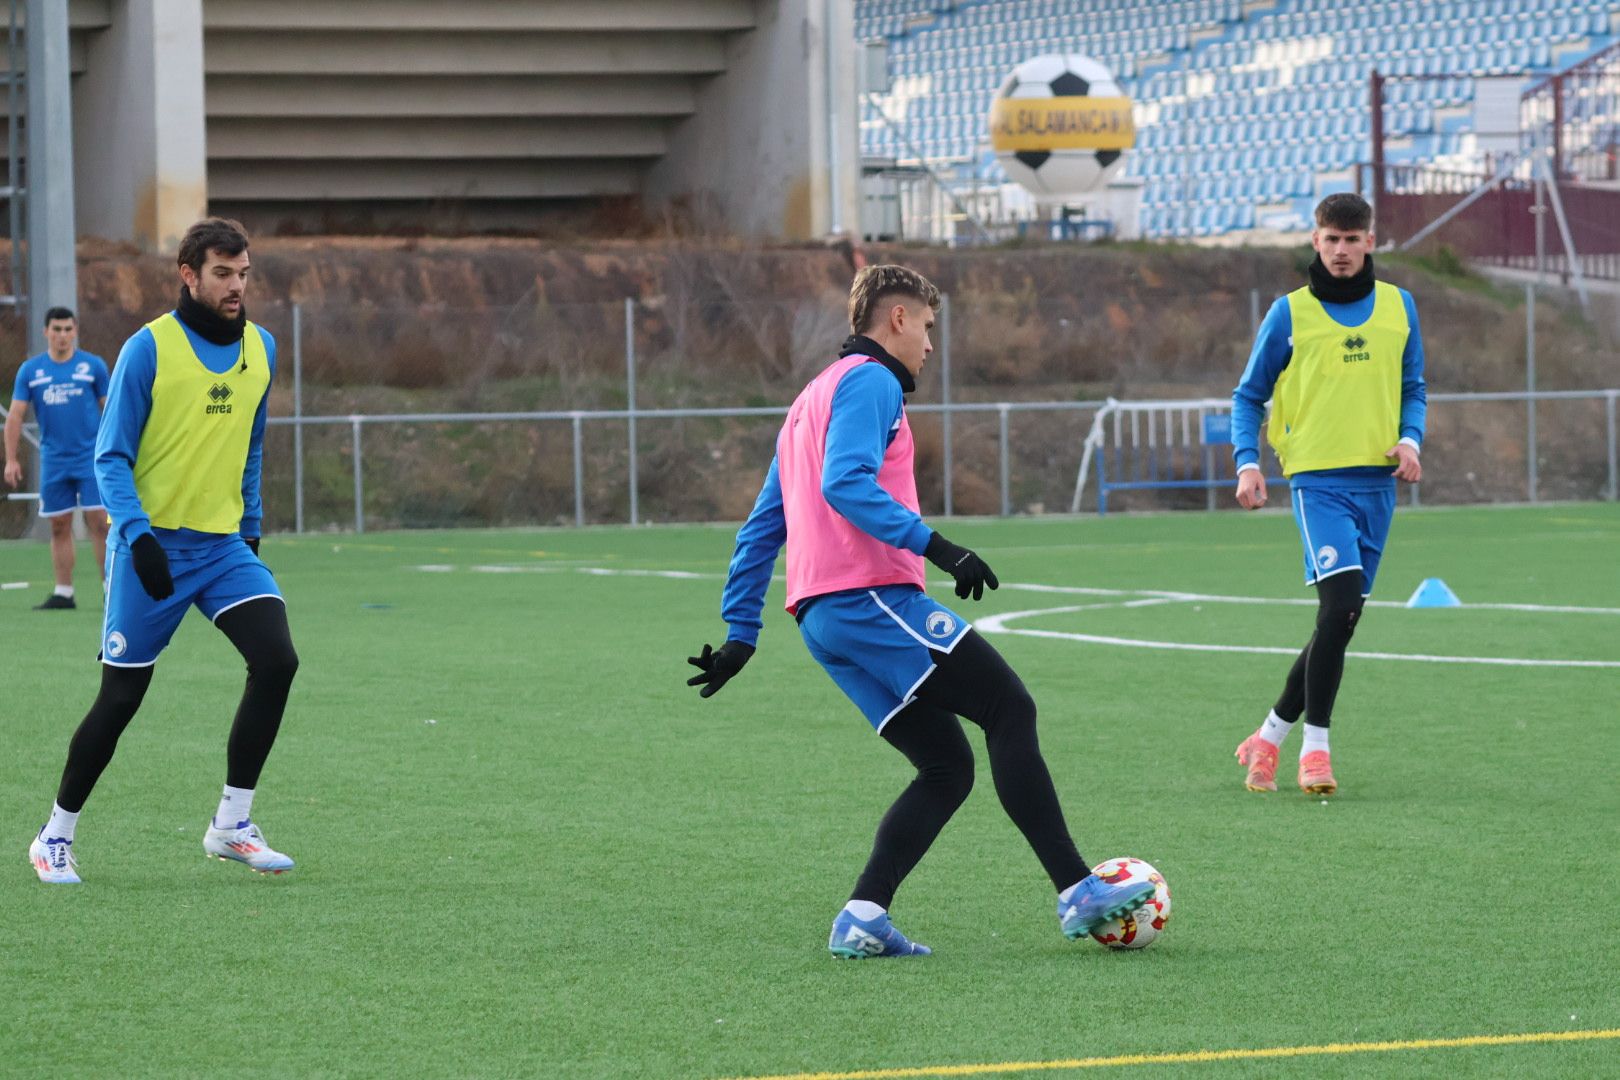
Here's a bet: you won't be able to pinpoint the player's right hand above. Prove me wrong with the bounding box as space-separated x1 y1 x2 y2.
686 640 755 698
2 459 20 488
129 533 175 601
1235 468 1267 510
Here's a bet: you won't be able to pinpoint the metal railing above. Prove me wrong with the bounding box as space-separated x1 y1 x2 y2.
1073 390 1620 516
266 399 1105 533
267 386 1620 534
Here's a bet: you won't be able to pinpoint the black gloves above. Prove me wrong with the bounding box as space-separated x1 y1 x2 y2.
925 532 999 601
686 641 756 698
245 536 260 557
130 533 174 601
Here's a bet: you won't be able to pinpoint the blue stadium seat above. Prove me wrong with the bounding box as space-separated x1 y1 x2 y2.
857 0 1592 237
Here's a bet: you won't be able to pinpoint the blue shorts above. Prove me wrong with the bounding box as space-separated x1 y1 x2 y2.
798 584 970 732
1289 483 1396 595
101 535 282 667
39 468 102 517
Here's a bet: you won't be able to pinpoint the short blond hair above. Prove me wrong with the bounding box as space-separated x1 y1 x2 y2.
847 264 941 335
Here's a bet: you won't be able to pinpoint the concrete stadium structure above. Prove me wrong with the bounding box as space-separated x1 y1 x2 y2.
20 0 860 249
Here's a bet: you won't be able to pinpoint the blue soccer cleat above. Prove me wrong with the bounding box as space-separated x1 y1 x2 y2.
1058 872 1157 941
828 909 931 959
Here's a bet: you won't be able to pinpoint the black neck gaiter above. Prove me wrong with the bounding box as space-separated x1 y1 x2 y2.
838 334 916 394
1307 253 1376 305
176 286 247 346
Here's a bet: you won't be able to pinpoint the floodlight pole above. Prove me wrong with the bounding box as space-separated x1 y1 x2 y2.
1369 70 1386 217
940 293 953 517
1532 159 1547 285
824 0 843 235
1551 72 1565 179
625 297 638 526
24 0 77 355
1526 283 1538 503
1536 149 1591 314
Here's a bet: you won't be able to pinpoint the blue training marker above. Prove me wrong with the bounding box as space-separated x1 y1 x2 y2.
1406 578 1462 608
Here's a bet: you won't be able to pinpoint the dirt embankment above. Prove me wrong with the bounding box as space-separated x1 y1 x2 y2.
4 238 1613 531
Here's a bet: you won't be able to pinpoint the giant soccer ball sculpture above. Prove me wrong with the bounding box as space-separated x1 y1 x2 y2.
989 54 1134 200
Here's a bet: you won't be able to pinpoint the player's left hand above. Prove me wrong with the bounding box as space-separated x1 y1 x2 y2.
925 533 1000 601
1386 442 1422 484
686 641 755 698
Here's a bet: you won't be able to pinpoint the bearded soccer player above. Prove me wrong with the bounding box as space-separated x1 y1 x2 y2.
686 265 1155 957
1230 193 1427 796
28 218 299 884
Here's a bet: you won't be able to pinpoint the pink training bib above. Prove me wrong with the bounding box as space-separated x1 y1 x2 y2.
778 354 926 615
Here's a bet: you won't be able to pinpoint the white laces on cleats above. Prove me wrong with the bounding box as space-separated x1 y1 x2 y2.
30 836 80 883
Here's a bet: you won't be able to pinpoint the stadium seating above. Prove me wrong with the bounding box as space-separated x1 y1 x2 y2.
856 0 1619 237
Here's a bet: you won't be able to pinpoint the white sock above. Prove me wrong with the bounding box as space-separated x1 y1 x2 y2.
1259 709 1296 747
1302 724 1331 757
43 803 79 842
844 900 886 921
54 584 74 599
213 785 255 829
1058 877 1090 902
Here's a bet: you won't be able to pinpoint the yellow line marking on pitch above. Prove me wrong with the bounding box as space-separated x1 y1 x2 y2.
724 1028 1620 1080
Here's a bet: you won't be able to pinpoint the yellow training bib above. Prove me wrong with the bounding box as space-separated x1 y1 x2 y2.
1270 281 1409 476
133 314 270 534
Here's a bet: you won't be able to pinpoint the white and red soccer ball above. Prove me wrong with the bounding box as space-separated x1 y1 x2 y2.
1088 857 1171 949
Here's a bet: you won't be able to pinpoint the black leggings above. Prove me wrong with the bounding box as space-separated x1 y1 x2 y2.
56 598 298 812
1272 571 1364 728
850 629 1089 909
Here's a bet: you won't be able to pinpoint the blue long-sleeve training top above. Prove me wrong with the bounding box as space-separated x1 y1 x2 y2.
719 362 934 646
96 318 277 549
1231 288 1427 487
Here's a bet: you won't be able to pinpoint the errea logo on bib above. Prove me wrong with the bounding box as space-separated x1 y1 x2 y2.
925 611 957 638
206 382 234 415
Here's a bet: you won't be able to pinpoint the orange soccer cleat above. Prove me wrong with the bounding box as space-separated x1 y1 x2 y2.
1298 750 1338 795
1234 731 1279 793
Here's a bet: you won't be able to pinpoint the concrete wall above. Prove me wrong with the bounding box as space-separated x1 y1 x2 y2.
648 0 861 240
199 0 751 227
56 0 858 243
72 0 207 253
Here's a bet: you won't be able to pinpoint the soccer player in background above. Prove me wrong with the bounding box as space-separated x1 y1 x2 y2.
27 218 300 884
1230 193 1426 796
4 308 111 609
687 265 1155 957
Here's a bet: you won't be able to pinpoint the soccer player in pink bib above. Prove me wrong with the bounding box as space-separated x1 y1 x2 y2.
687 266 1153 957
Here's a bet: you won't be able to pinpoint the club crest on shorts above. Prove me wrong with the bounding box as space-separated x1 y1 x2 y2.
1316 545 1339 570
925 611 957 638
105 631 128 659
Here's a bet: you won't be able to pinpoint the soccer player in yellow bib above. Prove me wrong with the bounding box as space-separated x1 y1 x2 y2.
1229 194 1426 797
27 219 299 883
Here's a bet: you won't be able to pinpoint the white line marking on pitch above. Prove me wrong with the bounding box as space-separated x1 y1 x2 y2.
409 564 1620 639
995 581 1620 616
975 608 1620 669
